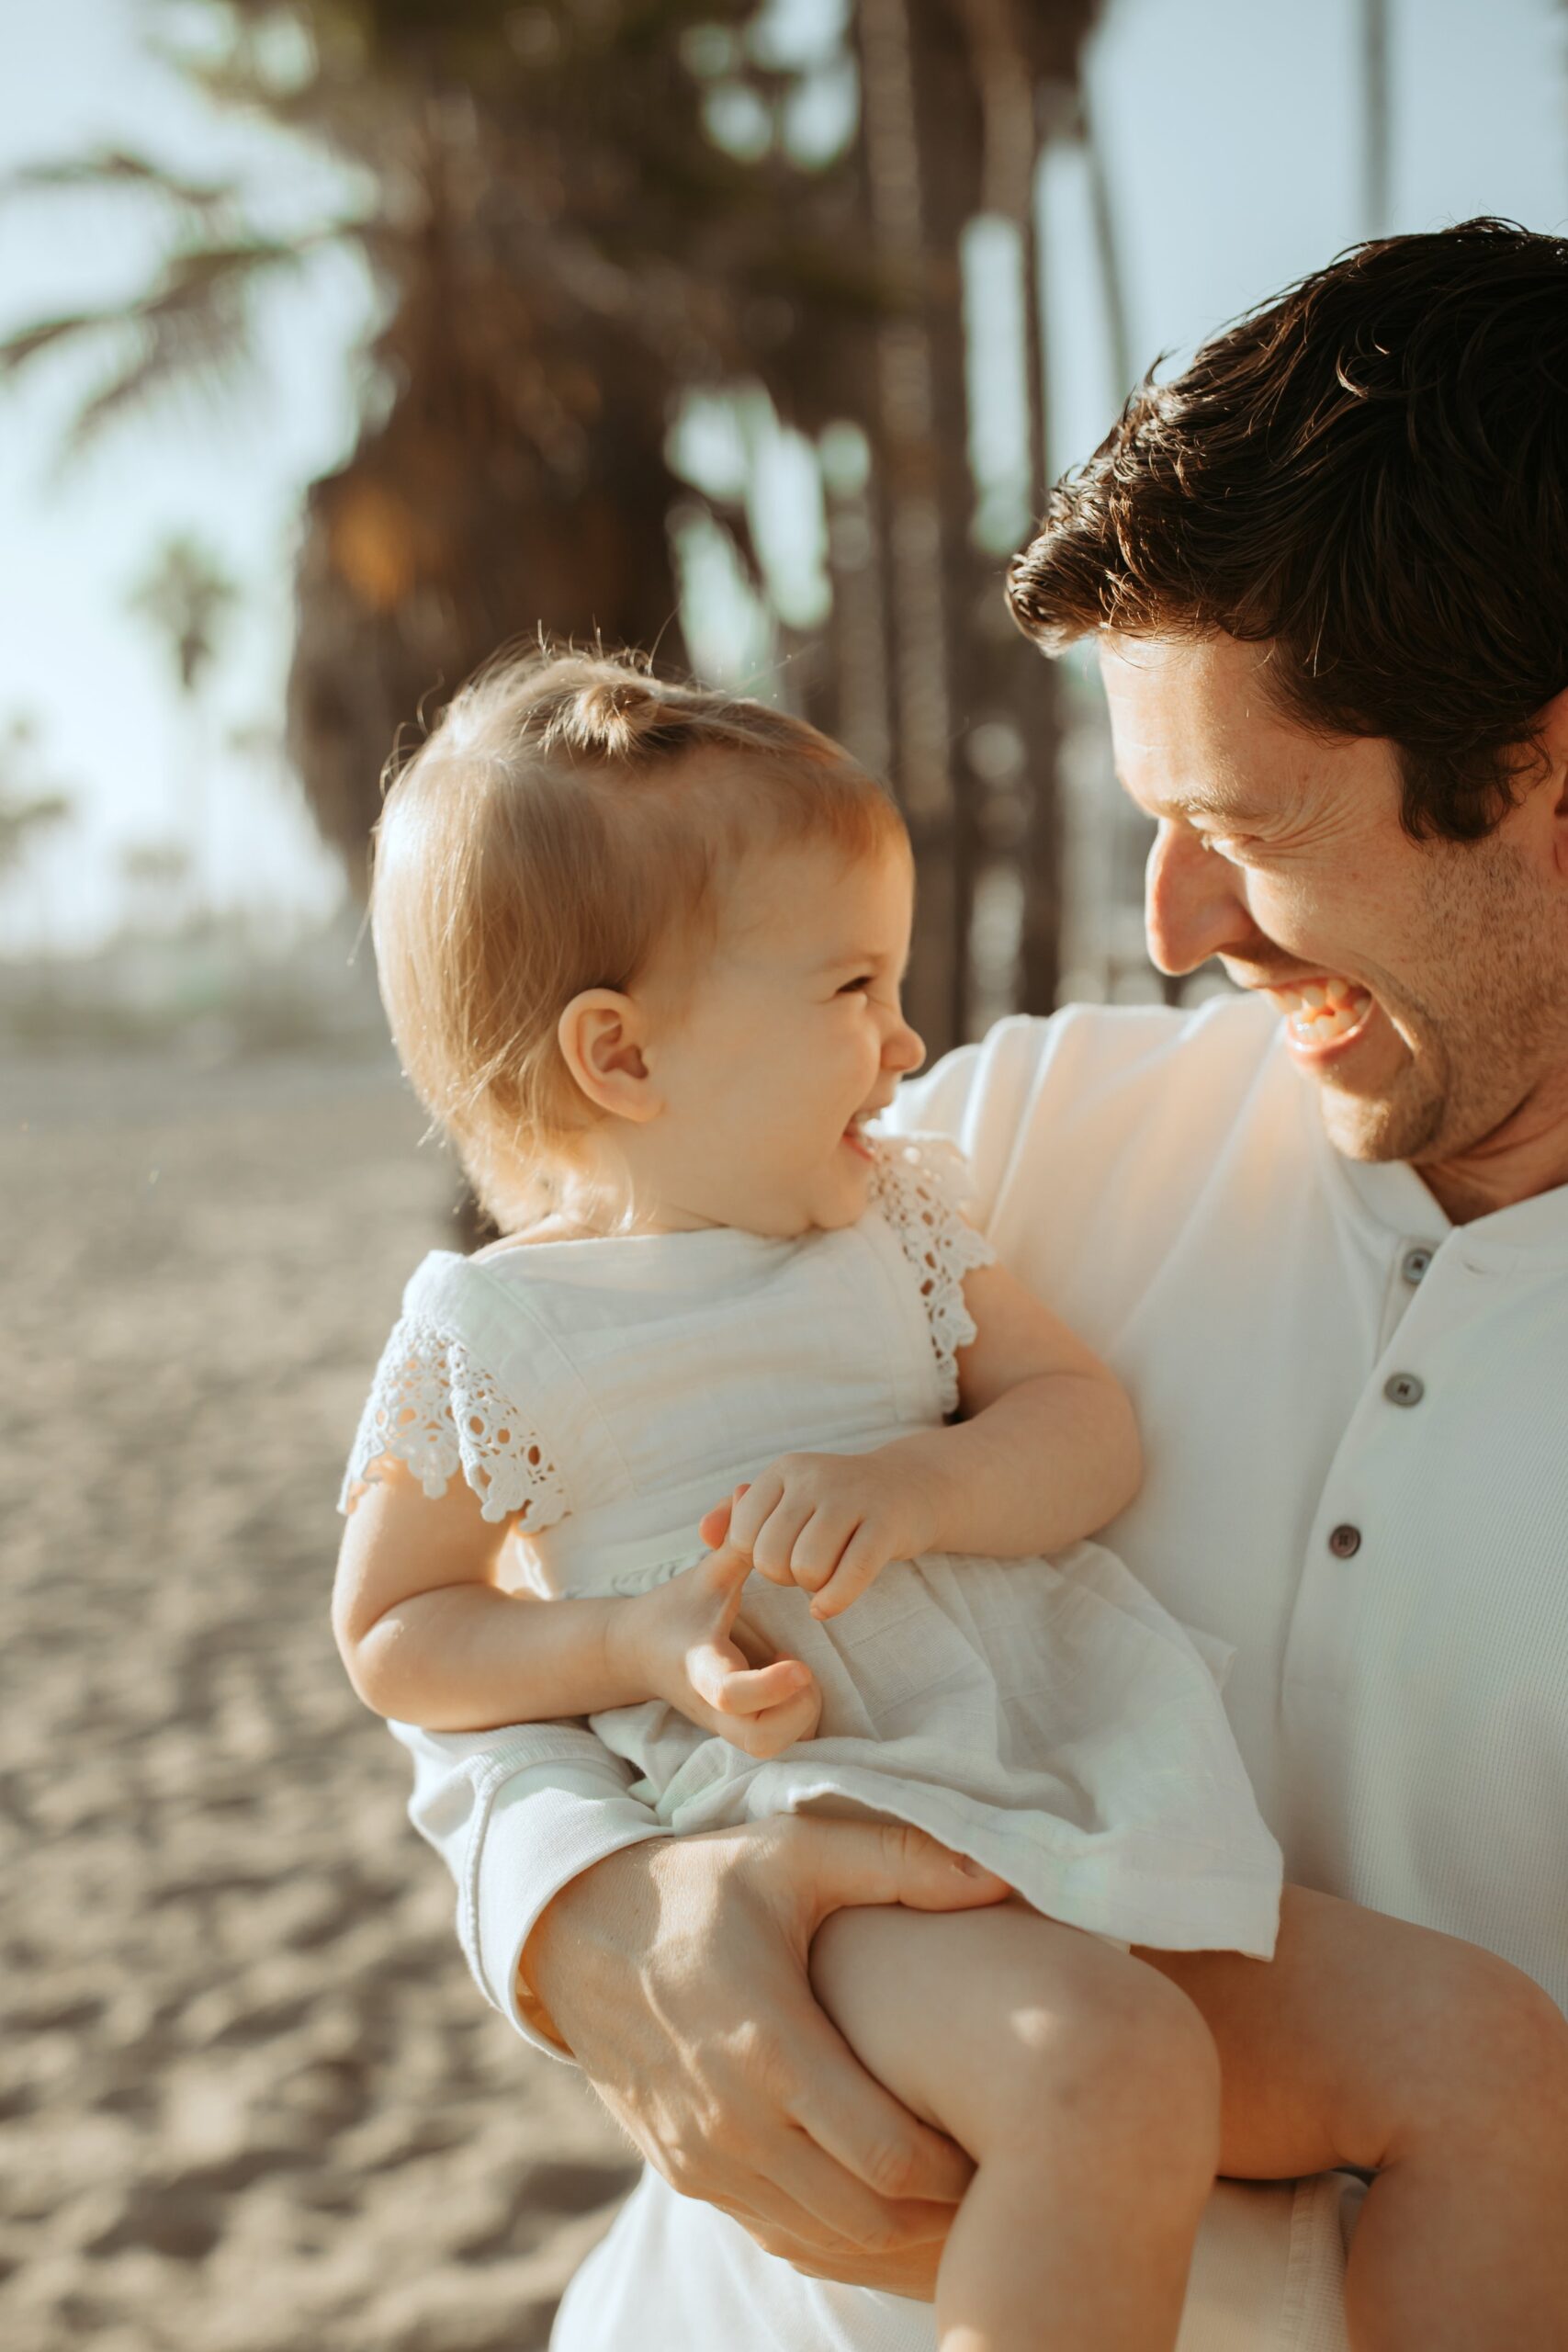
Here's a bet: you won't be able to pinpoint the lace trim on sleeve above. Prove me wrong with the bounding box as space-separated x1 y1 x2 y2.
339 1313 568 1528
866 1133 997 1415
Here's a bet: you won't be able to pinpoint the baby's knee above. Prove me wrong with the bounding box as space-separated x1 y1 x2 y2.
998 1954 1222 2188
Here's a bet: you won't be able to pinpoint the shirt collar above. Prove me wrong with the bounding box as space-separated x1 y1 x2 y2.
1325 1114 1568 1269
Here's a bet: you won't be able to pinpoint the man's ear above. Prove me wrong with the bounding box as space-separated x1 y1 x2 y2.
1529 683 1568 881
557 989 662 1124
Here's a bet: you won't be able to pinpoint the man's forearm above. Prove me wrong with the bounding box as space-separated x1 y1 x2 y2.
517 1816 998 2289
393 1715 668 2048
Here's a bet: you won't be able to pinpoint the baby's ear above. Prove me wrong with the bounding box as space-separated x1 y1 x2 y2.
557 989 661 1123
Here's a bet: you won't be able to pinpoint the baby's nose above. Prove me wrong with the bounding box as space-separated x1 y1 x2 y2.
886 1020 925 1075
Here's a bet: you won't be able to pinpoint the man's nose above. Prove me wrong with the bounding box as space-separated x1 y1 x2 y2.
1144 821 1261 976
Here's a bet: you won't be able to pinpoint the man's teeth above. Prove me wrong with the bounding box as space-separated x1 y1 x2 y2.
1275 981 1373 1041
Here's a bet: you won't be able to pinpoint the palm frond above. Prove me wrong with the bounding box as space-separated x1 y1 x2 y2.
0 146 244 219
62 243 299 458
0 230 357 460
0 313 107 372
62 319 258 461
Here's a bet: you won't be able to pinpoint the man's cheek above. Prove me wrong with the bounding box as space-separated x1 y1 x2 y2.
1256 881 1342 962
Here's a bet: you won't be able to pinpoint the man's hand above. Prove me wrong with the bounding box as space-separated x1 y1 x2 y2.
521 1816 1009 2290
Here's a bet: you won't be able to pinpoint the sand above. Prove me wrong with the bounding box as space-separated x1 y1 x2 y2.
0 1044 637 2352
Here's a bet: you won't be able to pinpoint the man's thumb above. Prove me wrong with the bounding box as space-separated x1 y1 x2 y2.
792 1818 1010 1927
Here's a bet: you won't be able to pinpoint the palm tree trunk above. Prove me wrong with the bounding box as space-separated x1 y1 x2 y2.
959 0 1063 1020
1362 0 1392 238
856 0 966 1055
1014 101 1065 1019
822 412 894 783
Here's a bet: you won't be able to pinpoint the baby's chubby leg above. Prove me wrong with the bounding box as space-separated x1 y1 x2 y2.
1145 1885 1568 2352
810 1900 1222 2352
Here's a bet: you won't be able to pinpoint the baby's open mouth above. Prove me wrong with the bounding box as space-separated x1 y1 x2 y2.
842 1118 877 1162
1266 977 1375 1048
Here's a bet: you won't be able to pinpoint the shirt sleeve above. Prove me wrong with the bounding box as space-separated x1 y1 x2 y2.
340 1262 570 1530
389 1718 669 2059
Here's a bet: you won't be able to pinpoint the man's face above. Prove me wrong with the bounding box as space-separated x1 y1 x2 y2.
1099 633 1568 1181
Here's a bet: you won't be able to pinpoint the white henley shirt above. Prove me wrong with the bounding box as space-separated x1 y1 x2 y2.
392 995 1568 2349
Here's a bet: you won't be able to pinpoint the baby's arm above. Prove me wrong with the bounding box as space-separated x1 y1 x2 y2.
935 1257 1141 1552
333 1455 818 1747
722 1259 1141 1617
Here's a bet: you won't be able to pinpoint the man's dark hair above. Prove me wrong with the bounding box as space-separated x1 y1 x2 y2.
1007 219 1568 840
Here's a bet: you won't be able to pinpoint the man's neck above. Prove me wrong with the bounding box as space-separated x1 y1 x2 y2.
1416 1064 1568 1224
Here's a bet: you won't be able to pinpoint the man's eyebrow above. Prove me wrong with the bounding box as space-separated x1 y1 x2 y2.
1115 778 1277 827
1176 794 1274 825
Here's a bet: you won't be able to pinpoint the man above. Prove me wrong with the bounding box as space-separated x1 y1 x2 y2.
398 220 1568 2346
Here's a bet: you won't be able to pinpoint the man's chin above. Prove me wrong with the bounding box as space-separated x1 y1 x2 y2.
1317 1097 1404 1162
1314 1075 1442 1166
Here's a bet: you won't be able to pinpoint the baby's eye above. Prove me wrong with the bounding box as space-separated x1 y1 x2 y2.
837 974 874 994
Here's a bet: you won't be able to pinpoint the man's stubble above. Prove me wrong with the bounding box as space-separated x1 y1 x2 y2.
1315 830 1568 1176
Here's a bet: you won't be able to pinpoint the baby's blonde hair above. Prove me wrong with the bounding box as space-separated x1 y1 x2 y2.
371 647 908 1229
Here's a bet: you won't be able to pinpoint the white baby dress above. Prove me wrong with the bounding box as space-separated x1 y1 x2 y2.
343 1136 1282 1957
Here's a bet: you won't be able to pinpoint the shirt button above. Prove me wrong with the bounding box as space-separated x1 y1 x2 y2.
1401 1247 1434 1283
1383 1373 1425 1408
1328 1523 1362 1559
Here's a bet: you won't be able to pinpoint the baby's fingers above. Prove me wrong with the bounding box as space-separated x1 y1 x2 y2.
697 1651 815 1717
729 1474 794 1581
697 1483 749 1551
809 1526 894 1619
730 1677 823 1758
719 1658 817 1716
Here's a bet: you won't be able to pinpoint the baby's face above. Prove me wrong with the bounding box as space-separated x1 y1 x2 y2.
643 837 925 1237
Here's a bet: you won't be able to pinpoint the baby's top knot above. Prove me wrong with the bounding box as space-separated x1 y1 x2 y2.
542 672 698 765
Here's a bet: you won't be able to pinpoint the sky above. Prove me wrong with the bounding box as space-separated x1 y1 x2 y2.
0 0 1564 956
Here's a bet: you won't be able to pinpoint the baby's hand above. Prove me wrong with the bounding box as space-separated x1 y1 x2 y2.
702 1451 942 1619
615 1546 821 1760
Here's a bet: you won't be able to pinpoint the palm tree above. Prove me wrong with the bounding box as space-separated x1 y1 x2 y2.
126 535 239 915
1361 0 1392 238
847 0 1099 1041
0 726 71 870
3 0 1108 1048
127 534 237 699
117 840 193 938
0 714 73 958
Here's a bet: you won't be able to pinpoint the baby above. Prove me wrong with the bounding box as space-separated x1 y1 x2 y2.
335 650 1568 2352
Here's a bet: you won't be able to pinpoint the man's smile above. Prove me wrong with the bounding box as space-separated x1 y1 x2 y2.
1252 975 1379 1062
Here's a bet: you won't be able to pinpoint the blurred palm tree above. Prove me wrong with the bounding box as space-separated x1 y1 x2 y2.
2 0 1105 1047
0 717 73 874
1361 0 1391 236
127 534 240 915
0 714 74 958
118 839 194 938
127 534 238 699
